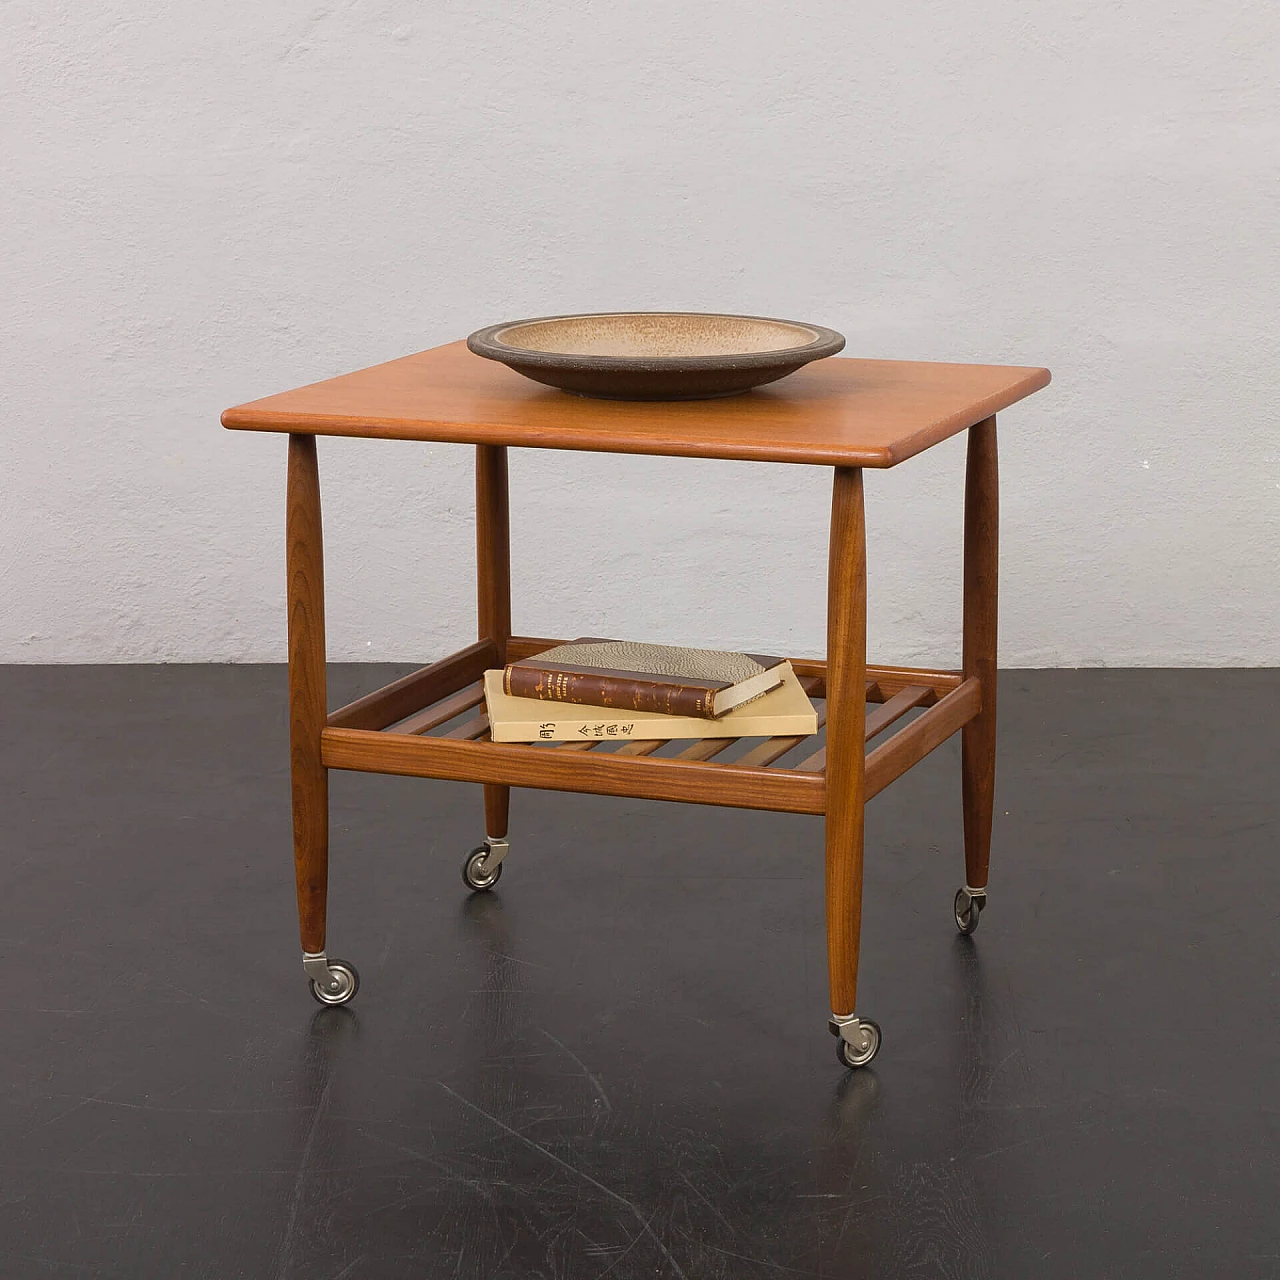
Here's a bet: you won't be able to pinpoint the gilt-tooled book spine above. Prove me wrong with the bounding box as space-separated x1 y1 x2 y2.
504 666 717 718
503 639 787 720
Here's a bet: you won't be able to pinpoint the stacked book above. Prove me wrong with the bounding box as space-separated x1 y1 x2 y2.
484 639 817 743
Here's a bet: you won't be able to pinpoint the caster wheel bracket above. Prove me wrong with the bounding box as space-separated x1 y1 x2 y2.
479 836 509 874
829 1013 882 1068
303 951 360 1005
462 837 509 891
955 886 987 934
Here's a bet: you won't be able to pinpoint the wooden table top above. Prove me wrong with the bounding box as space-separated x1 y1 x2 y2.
222 341 1050 467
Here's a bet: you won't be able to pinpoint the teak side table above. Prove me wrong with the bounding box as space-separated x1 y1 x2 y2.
223 342 1050 1069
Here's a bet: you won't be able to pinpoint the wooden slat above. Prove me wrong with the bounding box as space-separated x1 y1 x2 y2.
614 739 667 756
795 664 957 707
441 712 490 740
555 739 603 751
321 728 826 815
864 684 931 741
720 673 838 770
506 635 562 661
328 639 497 731
795 684 932 773
863 677 982 800
388 682 485 736
674 738 736 762
734 704 829 768
790 660 827 699
736 735 807 769
866 664 960 702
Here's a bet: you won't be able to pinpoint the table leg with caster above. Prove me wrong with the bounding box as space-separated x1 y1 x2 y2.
287 434 359 1005
471 443 513 891
958 416 998 936
825 466 880 1070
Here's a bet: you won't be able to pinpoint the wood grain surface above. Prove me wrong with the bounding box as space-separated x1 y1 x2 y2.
320 728 826 815
327 639 496 731
864 678 982 801
223 341 1050 468
286 434 328 954
824 466 867 1016
392 682 486 737
962 417 1000 888
476 444 512 840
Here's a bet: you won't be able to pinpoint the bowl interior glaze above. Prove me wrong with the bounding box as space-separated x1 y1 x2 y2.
492 313 825 360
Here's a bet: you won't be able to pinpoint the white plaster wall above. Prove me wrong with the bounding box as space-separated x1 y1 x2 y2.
2 1 1277 665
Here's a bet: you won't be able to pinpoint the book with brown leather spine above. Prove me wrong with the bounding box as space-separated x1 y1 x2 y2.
501 639 788 720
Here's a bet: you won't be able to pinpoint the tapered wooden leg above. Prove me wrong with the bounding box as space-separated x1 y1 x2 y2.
477 444 511 840
825 467 867 1017
286 434 328 954
962 416 999 890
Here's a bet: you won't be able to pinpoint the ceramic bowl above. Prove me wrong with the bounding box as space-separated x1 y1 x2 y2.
466 311 845 400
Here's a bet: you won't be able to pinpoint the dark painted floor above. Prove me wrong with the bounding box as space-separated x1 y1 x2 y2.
1 666 1277 1279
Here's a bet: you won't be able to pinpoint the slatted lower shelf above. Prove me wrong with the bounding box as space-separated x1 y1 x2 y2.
321 636 982 814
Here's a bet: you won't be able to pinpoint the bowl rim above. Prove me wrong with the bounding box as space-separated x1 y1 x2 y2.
466 311 845 372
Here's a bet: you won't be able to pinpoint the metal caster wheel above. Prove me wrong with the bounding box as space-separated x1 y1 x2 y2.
831 1016 882 1069
954 887 986 935
462 844 503 892
307 959 360 1006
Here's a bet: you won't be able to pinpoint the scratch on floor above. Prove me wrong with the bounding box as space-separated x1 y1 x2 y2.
593 1206 657 1279
678 1171 736 1234
327 1254 367 1280
377 920 397 967
360 1129 439 1168
973 1133 1052 1163
704 1242 825 1276
439 1081 687 1279
491 950 551 970
0 1255 102 1275
273 1074 334 1280
80 1097 311 1116
23 1098 92 1137
539 1028 612 1113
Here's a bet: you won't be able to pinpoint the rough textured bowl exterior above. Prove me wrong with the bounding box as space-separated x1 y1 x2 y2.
466 312 845 400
